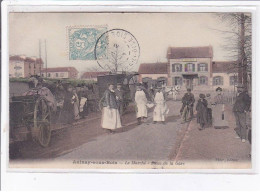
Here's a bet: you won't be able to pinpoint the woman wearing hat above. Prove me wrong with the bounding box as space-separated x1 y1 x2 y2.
212 87 228 129
196 94 208 130
101 83 122 132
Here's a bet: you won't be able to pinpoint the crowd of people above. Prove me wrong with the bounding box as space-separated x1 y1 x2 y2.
186 85 251 143
27 75 251 143
26 76 98 125
101 82 170 133
101 81 251 144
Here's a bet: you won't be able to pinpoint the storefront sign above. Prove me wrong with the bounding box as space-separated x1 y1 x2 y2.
182 58 197 62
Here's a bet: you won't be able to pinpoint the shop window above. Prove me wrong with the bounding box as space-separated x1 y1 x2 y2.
230 76 238 86
172 63 182 72
213 76 224 86
185 63 195 72
199 76 208 85
198 63 208 72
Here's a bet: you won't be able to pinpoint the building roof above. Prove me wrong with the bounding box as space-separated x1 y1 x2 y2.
81 71 109 79
167 46 213 59
10 55 44 64
42 67 78 73
138 63 168 74
212 61 238 73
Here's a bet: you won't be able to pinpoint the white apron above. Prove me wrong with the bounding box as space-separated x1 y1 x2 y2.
101 107 122 130
153 92 169 121
135 90 148 118
212 94 228 128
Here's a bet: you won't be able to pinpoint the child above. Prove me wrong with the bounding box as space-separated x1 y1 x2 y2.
196 94 208 130
206 93 213 127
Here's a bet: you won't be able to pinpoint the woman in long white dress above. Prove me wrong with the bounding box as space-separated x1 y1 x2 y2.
135 85 148 125
153 88 169 124
212 87 228 129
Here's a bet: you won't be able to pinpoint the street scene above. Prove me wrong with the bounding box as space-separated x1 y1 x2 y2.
8 12 252 169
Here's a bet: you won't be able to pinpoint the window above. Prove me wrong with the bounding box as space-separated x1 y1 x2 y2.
172 63 182 72
185 63 195 72
213 76 224 86
60 72 65 77
48 73 50 77
56 73 59 77
172 77 182 86
199 76 208 85
230 76 238 86
198 63 208 72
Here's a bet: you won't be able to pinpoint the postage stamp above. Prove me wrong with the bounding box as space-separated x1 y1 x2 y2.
68 26 107 60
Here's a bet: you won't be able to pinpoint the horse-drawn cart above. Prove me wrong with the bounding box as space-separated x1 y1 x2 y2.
10 94 52 147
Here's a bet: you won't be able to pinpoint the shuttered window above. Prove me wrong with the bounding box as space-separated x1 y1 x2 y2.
199 76 208 85
185 63 195 72
198 63 208 72
172 63 182 72
213 76 224 85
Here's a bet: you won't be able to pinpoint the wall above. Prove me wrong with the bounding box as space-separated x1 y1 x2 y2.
9 60 25 78
168 57 212 90
212 72 238 91
24 62 42 77
41 71 69 78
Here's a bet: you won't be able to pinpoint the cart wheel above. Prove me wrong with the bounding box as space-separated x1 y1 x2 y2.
33 96 51 147
98 96 105 112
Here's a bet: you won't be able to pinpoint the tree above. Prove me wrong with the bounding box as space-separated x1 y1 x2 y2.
216 13 252 90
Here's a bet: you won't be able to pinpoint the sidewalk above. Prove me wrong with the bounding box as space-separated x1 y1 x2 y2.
174 104 252 169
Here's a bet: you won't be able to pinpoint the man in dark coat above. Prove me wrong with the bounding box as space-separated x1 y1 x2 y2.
61 84 74 124
114 83 124 116
233 84 251 143
196 94 208 130
180 88 195 123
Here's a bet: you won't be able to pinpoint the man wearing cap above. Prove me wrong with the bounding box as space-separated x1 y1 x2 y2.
180 88 195 123
114 83 124 116
233 84 251 143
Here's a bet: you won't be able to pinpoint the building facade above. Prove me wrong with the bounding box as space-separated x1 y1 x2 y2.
81 71 109 81
138 62 168 87
9 55 43 78
167 46 213 91
212 61 238 91
41 67 79 79
138 46 238 91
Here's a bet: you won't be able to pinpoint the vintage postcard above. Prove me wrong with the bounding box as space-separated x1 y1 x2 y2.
4 7 254 171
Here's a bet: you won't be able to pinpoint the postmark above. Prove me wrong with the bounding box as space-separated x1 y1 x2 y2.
68 26 107 60
94 29 140 72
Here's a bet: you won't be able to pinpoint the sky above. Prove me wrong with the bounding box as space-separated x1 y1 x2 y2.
9 12 235 74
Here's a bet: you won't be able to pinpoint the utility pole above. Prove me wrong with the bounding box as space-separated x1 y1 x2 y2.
39 39 42 76
45 39 48 78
